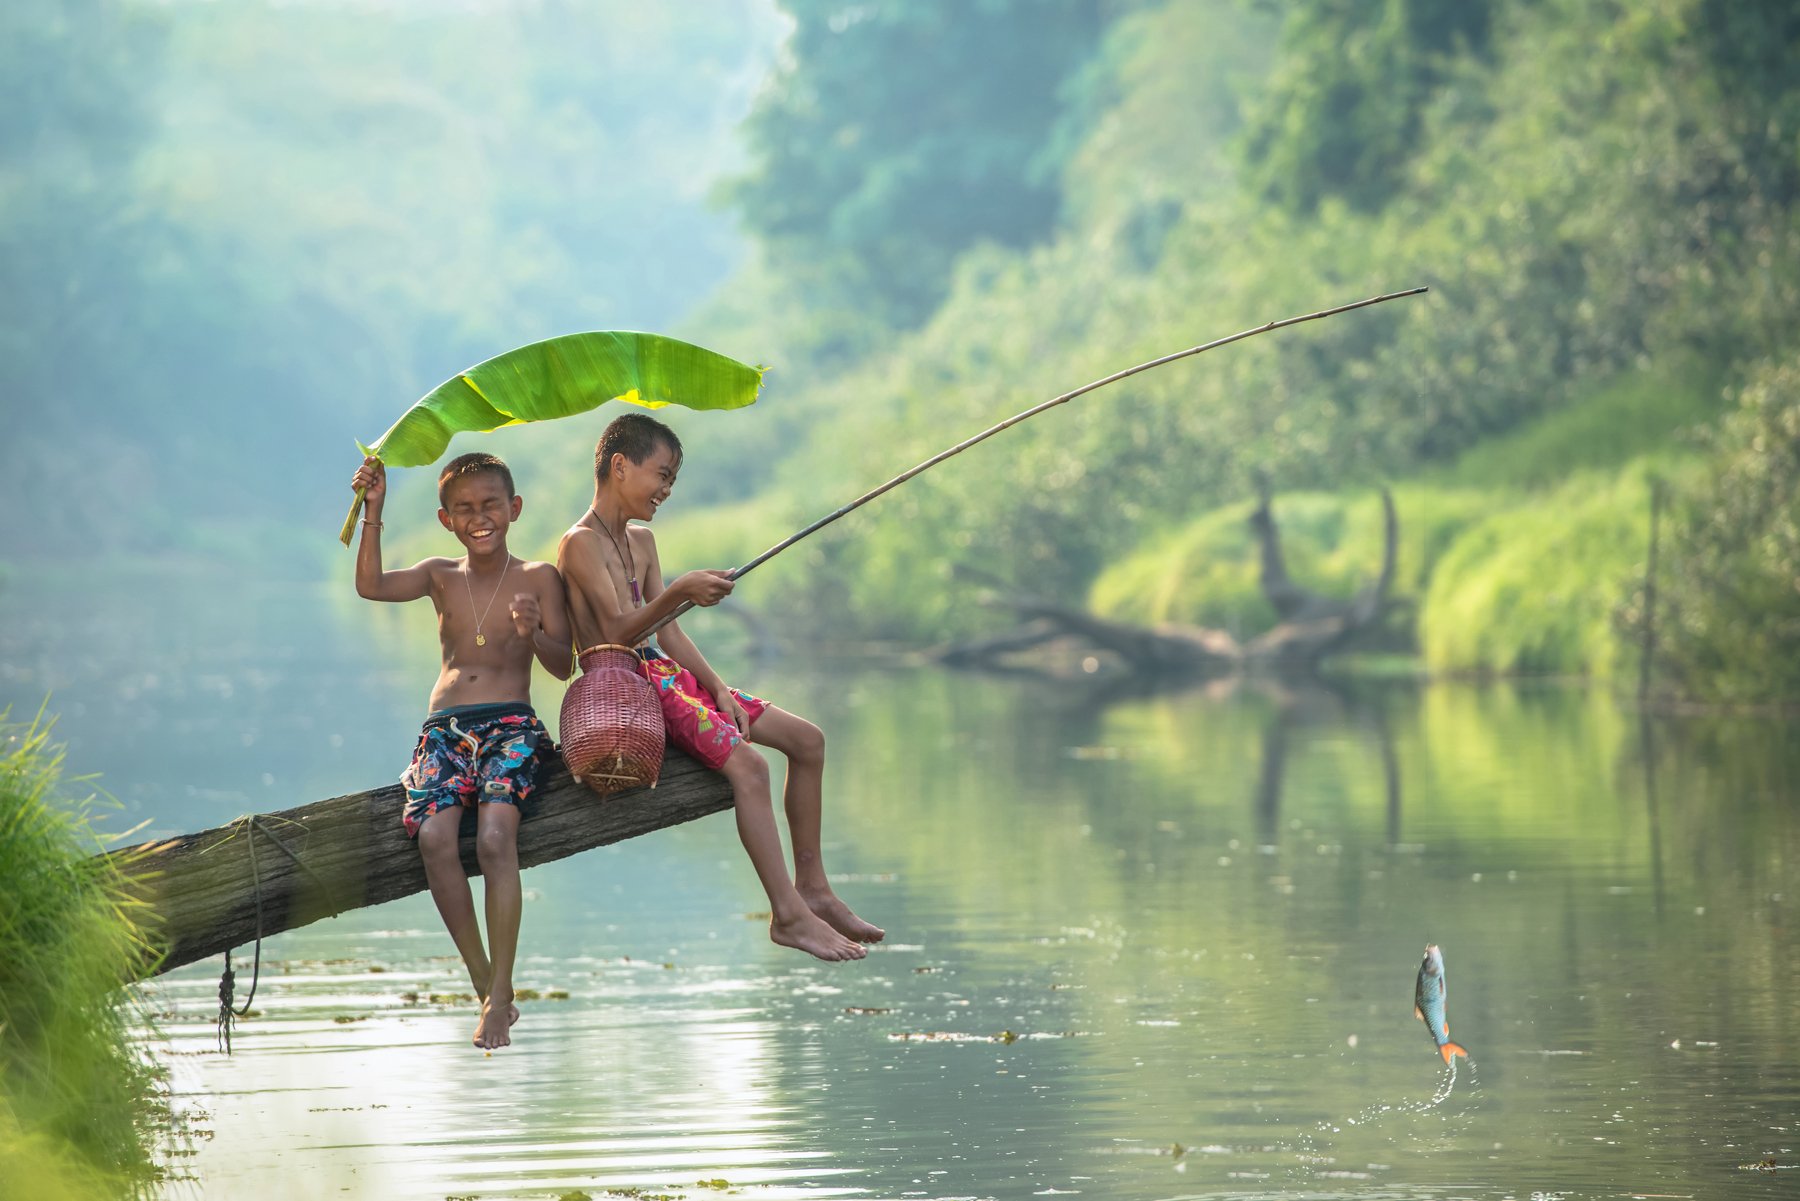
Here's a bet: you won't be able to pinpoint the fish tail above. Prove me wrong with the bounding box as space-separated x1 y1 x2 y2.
1440 1041 1469 1063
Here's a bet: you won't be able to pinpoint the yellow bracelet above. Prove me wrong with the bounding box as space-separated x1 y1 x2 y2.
362 519 384 528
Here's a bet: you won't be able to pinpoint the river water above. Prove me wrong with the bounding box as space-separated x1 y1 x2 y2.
2 570 1795 1200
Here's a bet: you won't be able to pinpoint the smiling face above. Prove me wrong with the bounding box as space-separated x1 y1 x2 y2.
437 469 521 556
606 440 680 522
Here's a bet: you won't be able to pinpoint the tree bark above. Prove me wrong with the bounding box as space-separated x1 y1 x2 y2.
113 749 731 979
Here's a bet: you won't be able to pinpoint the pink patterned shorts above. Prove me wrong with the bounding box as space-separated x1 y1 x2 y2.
636 650 767 771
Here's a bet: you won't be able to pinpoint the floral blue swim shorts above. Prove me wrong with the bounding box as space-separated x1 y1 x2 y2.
400 702 549 838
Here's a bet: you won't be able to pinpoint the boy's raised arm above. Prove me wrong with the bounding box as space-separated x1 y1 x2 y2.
352 456 438 602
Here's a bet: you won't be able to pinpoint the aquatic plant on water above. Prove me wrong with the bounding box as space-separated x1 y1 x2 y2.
0 710 165 1197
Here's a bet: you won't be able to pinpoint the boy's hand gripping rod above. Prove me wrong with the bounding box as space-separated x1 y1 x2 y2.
640 286 1428 641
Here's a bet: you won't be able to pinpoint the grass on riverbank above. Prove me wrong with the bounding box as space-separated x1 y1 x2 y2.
1089 359 1718 682
0 711 166 1198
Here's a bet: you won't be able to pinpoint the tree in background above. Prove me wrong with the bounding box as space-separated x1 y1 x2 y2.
1239 0 1495 214
722 0 1112 342
691 0 1800 704
1655 355 1800 701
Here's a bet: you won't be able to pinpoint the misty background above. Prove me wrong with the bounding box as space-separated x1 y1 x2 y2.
3 0 1798 702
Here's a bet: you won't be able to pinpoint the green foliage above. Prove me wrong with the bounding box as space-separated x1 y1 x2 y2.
0 712 163 1196
13 0 1797 698
1089 485 1497 638
1434 357 1718 489
1420 468 1660 677
1241 0 1496 214
1085 352 1728 681
686 0 1799 699
1090 502 1276 636
1692 0 1800 205
1653 353 1800 700
362 333 763 469
342 332 764 540
722 0 1111 329
1058 2 1278 230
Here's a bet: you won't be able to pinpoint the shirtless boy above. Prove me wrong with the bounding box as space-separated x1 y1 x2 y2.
351 451 572 1049
558 413 883 961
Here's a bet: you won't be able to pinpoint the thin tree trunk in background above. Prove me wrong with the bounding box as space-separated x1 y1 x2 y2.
1638 478 1662 703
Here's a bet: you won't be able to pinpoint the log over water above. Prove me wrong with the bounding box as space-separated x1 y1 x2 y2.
113 750 731 979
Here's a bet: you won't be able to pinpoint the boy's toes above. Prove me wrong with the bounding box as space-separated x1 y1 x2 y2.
828 930 866 961
804 893 886 944
771 913 869 963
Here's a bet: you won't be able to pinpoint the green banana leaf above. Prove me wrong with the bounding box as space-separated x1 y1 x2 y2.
340 331 763 543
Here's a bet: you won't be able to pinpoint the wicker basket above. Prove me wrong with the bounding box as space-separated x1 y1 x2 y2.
560 644 665 795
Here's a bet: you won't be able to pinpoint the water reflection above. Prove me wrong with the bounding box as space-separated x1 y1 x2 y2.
5 572 1798 1199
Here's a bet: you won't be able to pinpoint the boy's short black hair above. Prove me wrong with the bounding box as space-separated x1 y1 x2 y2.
595 413 682 485
438 452 515 508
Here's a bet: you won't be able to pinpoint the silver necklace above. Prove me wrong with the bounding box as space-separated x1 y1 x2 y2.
463 554 512 646
588 507 641 608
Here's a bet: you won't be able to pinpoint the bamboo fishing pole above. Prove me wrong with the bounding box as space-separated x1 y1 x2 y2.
642 286 1429 639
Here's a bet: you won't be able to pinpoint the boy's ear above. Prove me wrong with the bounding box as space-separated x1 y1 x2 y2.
437 508 453 532
509 495 523 520
609 451 625 481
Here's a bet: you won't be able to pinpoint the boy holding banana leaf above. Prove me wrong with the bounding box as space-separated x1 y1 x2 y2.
351 451 573 1050
559 414 884 961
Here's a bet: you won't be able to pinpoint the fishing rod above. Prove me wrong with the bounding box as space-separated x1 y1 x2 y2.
642 285 1429 639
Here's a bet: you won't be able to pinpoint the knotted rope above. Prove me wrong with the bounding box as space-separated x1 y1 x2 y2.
214 814 346 1054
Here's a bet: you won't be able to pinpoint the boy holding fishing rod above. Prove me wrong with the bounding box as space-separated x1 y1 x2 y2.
350 451 573 1050
559 413 883 962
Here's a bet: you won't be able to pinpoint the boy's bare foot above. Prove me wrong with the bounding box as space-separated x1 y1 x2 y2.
473 991 517 1050
472 980 521 1028
770 911 867 961
801 888 885 944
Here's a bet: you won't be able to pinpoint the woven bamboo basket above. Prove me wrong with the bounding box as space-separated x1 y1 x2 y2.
560 644 665 796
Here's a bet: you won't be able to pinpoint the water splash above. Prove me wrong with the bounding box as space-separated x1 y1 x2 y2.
1417 1053 1458 1108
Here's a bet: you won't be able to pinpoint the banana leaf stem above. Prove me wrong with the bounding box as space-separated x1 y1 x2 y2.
338 486 369 546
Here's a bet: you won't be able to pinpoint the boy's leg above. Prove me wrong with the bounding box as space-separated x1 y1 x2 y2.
471 800 522 1050
746 706 884 944
416 804 492 1000
717 742 866 962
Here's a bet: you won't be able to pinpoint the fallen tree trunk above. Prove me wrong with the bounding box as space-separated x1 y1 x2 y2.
113 748 730 979
934 486 1398 679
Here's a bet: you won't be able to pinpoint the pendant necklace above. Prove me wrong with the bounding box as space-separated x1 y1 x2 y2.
590 508 641 608
464 553 512 646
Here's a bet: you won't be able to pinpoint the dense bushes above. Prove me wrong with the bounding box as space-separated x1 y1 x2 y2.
1652 355 1800 700
686 0 1799 696
0 714 164 1197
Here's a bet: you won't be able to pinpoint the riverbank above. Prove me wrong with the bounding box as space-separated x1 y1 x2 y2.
1087 359 1724 691
0 712 168 1198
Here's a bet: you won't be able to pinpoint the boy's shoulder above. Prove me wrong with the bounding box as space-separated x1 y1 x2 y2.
514 556 564 586
556 522 659 553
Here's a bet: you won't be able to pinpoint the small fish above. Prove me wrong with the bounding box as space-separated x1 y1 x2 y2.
1413 943 1470 1064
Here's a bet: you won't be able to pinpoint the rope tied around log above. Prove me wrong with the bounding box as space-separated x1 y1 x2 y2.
213 814 347 1054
